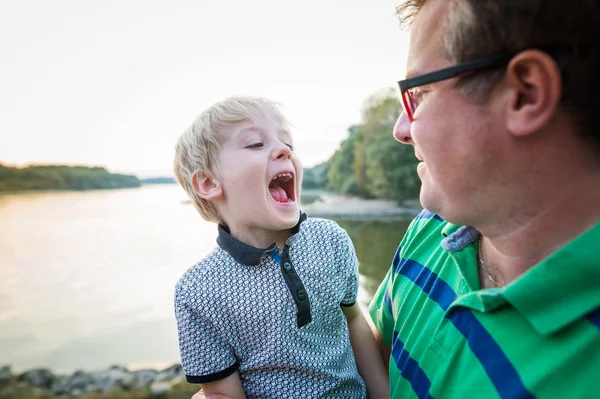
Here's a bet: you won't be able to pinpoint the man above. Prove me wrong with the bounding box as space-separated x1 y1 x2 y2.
369 0 600 398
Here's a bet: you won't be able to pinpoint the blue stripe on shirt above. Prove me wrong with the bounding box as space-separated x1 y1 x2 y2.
392 331 434 399
588 307 600 330
414 210 444 222
394 257 456 310
384 290 393 315
394 256 534 399
447 307 535 399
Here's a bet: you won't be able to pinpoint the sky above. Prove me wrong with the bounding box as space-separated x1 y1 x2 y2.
0 0 409 178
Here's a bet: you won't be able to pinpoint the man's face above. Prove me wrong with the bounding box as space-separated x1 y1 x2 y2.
393 0 505 223
216 113 303 243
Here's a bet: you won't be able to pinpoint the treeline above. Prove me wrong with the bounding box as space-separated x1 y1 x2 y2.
303 88 420 203
0 164 141 192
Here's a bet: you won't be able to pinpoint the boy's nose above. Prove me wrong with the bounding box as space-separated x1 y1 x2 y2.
275 144 292 160
393 111 413 145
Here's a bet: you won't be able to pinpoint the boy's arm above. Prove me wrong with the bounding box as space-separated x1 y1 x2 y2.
373 328 391 370
191 372 246 399
343 304 390 399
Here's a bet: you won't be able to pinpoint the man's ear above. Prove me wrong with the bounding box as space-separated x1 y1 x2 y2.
192 170 223 200
504 49 562 137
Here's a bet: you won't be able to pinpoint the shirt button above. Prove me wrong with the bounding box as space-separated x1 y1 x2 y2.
297 290 306 300
283 262 292 271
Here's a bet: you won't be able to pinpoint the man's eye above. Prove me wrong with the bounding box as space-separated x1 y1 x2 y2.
411 89 429 105
246 142 264 149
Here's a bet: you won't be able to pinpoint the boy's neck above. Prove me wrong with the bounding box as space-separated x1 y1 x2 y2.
226 224 293 250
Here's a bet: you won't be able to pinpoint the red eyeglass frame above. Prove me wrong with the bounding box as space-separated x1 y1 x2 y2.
398 52 516 122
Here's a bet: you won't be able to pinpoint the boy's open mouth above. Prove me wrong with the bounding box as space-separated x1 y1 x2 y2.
268 172 295 203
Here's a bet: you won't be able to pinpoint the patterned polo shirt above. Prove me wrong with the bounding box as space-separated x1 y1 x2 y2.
175 213 367 398
369 209 600 398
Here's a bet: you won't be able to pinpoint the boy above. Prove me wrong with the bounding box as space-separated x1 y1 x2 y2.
173 96 388 398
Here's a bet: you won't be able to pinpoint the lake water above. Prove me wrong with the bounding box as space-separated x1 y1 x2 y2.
0 185 410 374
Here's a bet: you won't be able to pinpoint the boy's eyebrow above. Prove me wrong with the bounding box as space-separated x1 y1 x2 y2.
232 125 264 141
235 125 292 142
279 129 293 142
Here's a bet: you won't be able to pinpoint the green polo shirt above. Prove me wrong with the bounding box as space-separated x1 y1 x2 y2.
369 210 600 398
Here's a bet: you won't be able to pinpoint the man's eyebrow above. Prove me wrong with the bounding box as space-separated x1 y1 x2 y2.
404 69 420 80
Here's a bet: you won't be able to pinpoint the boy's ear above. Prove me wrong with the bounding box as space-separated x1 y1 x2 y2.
192 170 223 200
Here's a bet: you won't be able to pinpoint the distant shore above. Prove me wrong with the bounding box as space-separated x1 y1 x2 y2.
179 190 422 221
301 191 421 221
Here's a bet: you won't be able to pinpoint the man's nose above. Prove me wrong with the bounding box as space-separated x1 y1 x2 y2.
393 111 413 145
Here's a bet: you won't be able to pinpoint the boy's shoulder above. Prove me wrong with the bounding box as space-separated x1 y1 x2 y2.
174 246 229 296
301 216 346 237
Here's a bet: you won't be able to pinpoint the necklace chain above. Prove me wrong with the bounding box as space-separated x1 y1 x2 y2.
478 236 500 288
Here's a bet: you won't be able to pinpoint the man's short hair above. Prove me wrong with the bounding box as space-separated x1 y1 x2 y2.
397 0 600 147
174 96 291 223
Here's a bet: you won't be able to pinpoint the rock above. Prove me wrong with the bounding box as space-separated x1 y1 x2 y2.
0 365 12 385
51 370 100 395
150 381 172 396
132 369 158 390
18 368 55 388
67 370 95 391
153 363 184 384
90 365 134 393
51 375 72 395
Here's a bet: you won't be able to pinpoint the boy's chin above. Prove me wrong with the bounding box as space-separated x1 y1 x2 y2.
270 209 300 229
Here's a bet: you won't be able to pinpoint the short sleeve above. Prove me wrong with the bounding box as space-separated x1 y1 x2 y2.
337 227 359 307
368 265 395 348
174 282 238 384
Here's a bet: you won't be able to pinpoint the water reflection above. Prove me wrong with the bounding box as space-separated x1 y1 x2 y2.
335 219 410 305
0 186 412 373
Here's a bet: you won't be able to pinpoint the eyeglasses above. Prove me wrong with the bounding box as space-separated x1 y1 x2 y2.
398 52 516 122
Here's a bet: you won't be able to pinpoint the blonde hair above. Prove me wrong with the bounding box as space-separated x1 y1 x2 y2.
174 96 291 223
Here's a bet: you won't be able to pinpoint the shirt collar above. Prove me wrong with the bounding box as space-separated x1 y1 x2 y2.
216 212 307 266
442 220 600 335
441 224 479 251
503 222 600 335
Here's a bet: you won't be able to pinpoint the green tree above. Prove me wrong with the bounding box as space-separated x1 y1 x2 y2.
0 164 141 192
325 88 420 203
327 125 363 196
360 89 420 203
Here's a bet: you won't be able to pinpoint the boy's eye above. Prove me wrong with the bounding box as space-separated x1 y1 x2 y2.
246 142 264 149
285 144 294 151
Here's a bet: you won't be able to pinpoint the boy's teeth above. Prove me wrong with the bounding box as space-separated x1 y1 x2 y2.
273 173 292 181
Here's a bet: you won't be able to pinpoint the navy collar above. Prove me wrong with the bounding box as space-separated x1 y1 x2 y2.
216 212 308 266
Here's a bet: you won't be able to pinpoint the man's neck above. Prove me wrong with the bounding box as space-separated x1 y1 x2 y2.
478 172 600 285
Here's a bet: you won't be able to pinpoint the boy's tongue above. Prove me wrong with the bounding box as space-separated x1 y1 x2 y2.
269 186 289 203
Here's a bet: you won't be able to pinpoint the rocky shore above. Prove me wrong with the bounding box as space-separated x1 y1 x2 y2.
302 192 421 220
0 364 202 399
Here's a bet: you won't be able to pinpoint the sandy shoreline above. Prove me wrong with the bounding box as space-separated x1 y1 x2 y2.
301 192 421 221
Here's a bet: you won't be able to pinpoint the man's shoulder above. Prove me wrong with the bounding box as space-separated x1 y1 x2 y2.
401 209 448 251
407 209 447 233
